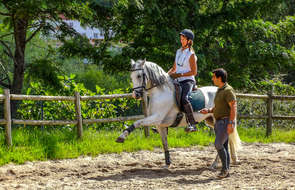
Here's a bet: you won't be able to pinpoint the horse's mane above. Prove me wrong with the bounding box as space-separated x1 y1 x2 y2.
143 61 170 88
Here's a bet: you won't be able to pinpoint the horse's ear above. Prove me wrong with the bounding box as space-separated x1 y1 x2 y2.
139 59 146 67
131 59 135 65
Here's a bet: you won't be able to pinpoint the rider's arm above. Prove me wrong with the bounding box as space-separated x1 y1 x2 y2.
168 61 176 74
181 54 197 77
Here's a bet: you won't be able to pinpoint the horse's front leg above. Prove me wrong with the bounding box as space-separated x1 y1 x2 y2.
116 113 163 143
157 126 170 168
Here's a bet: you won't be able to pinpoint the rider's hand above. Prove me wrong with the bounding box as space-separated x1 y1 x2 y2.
199 108 209 114
170 73 181 79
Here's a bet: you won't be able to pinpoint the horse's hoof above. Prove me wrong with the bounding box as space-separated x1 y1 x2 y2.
209 163 218 170
116 137 125 143
232 160 240 165
208 165 216 171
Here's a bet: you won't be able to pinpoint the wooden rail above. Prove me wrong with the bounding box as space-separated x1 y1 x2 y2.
1 88 295 146
0 89 145 147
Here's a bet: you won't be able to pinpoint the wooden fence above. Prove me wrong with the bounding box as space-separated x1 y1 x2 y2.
0 88 295 147
236 87 295 136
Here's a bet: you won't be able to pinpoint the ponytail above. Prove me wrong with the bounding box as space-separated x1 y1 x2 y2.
188 40 194 52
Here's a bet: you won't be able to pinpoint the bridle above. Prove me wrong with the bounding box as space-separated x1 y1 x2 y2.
130 68 157 96
130 68 146 92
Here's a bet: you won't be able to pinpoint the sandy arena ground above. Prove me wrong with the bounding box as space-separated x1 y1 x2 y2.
0 143 294 190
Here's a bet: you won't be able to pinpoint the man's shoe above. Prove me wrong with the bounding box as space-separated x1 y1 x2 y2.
217 169 229 179
185 125 197 133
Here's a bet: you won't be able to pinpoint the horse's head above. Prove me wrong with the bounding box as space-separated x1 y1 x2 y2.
130 59 169 99
130 59 146 99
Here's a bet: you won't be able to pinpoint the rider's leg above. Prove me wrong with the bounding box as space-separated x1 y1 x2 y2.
180 80 197 132
183 103 197 132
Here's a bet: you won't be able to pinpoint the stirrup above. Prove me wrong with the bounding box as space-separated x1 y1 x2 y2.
185 124 197 133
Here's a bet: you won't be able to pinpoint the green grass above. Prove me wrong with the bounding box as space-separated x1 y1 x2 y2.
0 126 294 166
238 126 295 143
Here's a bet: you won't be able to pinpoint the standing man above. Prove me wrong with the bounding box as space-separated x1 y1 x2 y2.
200 68 237 178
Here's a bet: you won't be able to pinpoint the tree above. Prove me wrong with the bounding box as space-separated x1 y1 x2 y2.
109 0 295 88
0 0 91 114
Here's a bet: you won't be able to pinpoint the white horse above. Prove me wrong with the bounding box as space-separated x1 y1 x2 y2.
116 59 241 168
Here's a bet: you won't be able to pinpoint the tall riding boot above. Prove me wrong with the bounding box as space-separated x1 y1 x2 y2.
217 148 230 178
183 103 197 132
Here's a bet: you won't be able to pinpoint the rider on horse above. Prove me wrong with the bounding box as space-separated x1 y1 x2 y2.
168 29 198 132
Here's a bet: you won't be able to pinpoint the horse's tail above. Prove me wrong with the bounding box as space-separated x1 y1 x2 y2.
228 120 242 163
229 124 242 150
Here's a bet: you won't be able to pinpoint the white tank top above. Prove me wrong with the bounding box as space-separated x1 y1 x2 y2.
175 48 197 82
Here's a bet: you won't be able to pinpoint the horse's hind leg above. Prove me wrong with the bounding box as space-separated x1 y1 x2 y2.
209 154 219 170
158 126 171 168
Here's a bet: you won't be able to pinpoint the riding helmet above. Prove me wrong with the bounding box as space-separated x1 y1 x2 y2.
179 29 194 41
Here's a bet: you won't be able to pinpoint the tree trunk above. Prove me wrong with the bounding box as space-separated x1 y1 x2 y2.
11 18 28 118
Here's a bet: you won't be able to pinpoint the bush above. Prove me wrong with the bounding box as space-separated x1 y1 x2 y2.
17 75 141 130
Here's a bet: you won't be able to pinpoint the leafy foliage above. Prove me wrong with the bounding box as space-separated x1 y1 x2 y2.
106 0 295 88
17 75 141 129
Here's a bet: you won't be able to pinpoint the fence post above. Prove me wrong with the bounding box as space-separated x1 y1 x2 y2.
75 91 83 139
266 86 273 137
142 93 149 137
41 101 44 130
4 89 12 147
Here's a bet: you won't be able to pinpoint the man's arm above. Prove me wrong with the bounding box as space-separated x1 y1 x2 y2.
227 100 237 134
229 100 237 121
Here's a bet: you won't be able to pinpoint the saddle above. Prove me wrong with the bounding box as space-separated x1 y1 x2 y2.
173 81 204 111
170 81 206 128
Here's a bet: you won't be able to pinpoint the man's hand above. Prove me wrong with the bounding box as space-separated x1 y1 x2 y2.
200 108 210 114
227 123 234 134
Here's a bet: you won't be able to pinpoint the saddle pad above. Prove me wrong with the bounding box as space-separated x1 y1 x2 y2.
188 89 205 112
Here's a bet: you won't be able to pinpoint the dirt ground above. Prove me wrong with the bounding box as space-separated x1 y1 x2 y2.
0 143 294 190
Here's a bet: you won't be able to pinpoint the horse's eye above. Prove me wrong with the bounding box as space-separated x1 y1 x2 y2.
137 75 141 79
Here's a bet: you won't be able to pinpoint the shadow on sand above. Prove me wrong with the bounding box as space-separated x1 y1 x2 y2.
86 166 215 185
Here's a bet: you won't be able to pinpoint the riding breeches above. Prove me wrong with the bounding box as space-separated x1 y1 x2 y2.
179 80 195 106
